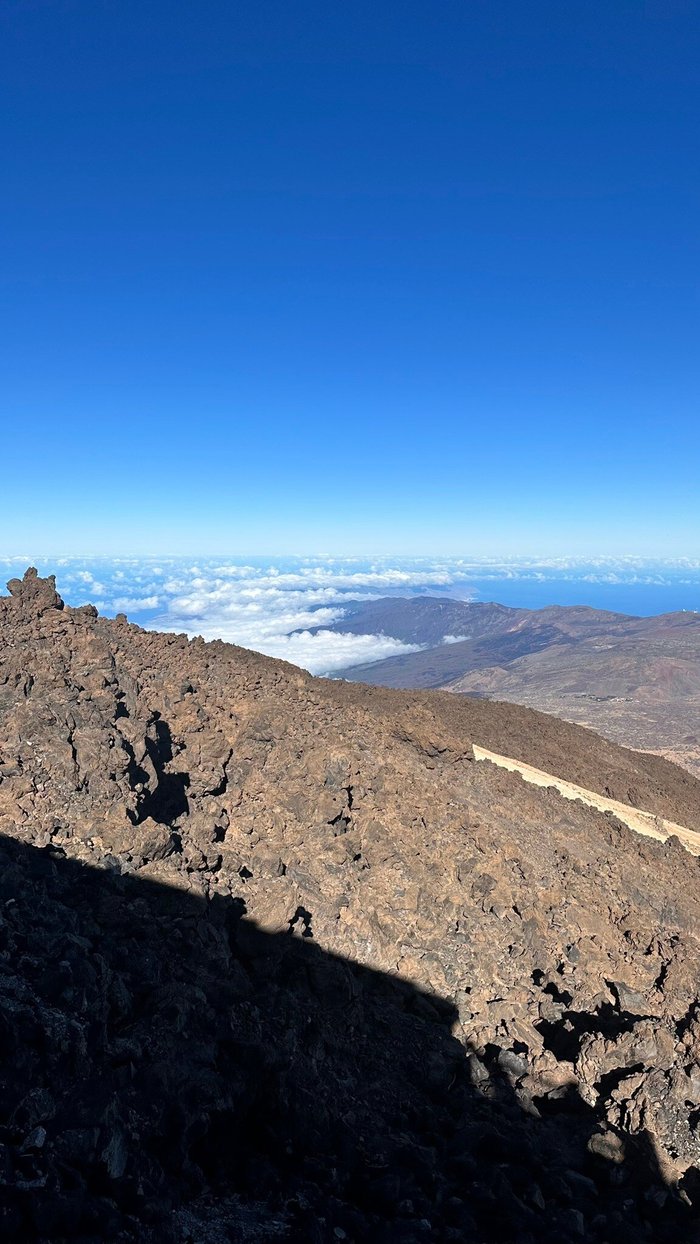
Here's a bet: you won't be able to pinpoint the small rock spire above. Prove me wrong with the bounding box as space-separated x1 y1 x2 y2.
6 566 64 612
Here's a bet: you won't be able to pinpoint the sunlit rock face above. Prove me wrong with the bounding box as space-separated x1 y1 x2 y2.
1 568 700 1242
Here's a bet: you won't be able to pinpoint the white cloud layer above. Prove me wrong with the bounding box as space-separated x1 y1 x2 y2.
111 595 161 612
2 554 700 676
150 567 436 672
175 620 421 674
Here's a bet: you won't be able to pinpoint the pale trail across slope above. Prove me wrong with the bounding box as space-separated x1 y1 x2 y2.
473 744 700 857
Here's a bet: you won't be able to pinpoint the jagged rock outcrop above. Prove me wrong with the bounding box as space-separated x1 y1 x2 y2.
1 569 700 1242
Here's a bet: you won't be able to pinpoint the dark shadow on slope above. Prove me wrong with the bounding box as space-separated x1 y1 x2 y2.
0 834 697 1244
139 719 190 825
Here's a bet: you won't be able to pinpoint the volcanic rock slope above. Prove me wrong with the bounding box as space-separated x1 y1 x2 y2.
2 570 700 1243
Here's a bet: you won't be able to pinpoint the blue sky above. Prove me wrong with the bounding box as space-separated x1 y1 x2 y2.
2 1 698 556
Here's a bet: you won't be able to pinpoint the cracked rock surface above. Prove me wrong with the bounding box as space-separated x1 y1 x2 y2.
1 568 700 1242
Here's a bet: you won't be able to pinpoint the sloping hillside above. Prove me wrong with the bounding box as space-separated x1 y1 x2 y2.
2 570 700 1243
332 596 700 775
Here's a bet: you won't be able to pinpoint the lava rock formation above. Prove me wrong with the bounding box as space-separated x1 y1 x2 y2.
1 569 700 1242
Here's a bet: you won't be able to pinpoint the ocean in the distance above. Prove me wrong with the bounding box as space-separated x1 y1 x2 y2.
1 556 699 620
456 577 700 616
1 556 698 673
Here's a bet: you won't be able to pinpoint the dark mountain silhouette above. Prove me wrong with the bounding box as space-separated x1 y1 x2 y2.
304 597 522 648
2 569 700 1241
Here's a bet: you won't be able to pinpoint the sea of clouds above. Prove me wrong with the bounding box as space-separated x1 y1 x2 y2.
1 555 699 676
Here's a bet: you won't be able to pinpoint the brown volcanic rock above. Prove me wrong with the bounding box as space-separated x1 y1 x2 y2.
1 569 700 1241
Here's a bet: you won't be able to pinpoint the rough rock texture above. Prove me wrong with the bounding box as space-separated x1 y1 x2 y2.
1 569 700 1242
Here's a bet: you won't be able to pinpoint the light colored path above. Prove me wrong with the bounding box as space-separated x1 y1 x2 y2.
472 743 700 857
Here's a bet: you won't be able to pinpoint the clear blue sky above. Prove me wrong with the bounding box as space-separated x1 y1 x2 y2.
2 1 698 556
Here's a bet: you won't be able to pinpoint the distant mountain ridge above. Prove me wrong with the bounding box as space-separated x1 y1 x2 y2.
304 596 523 647
331 596 700 775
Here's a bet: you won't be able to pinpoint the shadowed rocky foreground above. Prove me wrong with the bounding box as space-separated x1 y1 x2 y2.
2 570 700 1241
1 833 699 1244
